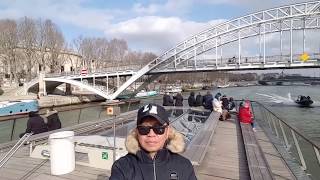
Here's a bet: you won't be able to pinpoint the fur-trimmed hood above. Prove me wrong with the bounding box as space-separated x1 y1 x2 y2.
125 127 185 155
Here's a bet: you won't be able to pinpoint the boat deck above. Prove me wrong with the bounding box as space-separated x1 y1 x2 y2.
0 111 296 180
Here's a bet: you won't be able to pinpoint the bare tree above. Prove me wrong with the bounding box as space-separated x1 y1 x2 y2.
94 38 109 69
79 37 95 72
0 19 19 84
18 17 37 81
72 36 85 71
44 20 65 73
107 39 128 67
36 19 64 73
36 18 48 72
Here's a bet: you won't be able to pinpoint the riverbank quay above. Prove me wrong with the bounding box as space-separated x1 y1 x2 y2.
0 90 141 110
0 105 310 180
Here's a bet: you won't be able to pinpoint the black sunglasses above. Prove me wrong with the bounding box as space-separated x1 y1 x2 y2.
137 125 168 135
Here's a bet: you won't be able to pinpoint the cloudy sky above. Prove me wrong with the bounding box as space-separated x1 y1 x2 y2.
0 0 308 54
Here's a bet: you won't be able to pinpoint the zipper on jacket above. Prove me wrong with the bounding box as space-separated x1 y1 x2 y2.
153 153 157 180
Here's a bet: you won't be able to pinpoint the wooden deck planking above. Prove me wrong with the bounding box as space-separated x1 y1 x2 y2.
0 146 109 180
195 118 250 180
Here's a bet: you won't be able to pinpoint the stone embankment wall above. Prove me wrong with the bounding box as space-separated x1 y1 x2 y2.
0 88 104 108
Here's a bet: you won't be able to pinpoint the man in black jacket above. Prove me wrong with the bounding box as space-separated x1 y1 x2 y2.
110 104 197 180
46 106 62 131
173 92 184 117
19 111 48 138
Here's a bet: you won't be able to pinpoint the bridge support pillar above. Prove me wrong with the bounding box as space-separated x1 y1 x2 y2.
65 83 72 95
38 71 47 97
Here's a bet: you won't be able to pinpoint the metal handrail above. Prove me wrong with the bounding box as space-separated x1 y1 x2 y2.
246 100 320 178
0 133 33 168
252 100 320 150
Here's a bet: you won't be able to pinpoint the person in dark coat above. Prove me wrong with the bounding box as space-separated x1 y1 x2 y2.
221 95 230 121
46 107 62 131
173 93 183 106
195 92 203 107
163 92 174 116
188 92 196 107
110 104 197 180
163 92 174 106
203 91 213 111
19 111 48 137
173 93 184 117
188 92 196 121
228 97 236 111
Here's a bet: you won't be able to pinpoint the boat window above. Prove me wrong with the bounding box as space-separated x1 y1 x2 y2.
20 110 23 112
9 111 12 114
25 109 28 111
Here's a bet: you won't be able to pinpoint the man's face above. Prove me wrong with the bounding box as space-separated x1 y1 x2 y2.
137 117 169 153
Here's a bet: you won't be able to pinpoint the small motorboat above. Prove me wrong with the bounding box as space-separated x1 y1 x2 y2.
295 95 313 107
135 90 158 98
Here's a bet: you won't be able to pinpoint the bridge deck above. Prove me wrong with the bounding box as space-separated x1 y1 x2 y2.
0 113 295 180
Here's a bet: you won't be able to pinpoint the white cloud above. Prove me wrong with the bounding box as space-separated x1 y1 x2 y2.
105 16 225 54
0 0 114 30
0 0 313 56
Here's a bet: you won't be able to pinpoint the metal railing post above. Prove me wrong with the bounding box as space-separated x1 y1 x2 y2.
265 109 273 131
279 121 290 149
77 109 82 124
291 129 307 170
272 118 279 138
10 119 16 141
313 146 320 166
113 116 116 163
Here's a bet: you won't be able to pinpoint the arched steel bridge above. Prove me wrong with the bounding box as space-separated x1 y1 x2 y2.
23 1 320 100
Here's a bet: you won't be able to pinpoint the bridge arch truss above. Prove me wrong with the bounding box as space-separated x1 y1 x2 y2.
110 1 320 99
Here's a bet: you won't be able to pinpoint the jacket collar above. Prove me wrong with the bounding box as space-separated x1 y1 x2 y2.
125 127 185 156
136 149 170 163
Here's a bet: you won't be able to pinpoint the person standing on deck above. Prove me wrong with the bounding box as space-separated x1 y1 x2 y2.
110 104 197 180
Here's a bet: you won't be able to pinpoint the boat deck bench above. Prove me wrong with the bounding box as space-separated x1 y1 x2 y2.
240 123 274 180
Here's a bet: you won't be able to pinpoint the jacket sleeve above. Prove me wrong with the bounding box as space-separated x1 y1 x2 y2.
109 161 126 180
186 161 198 180
25 119 32 133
